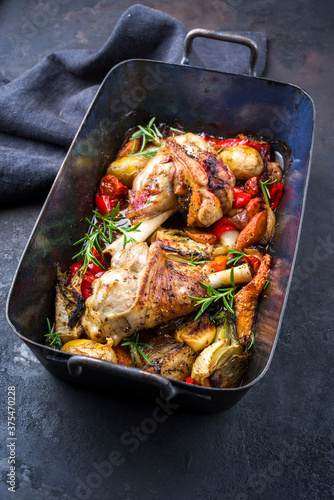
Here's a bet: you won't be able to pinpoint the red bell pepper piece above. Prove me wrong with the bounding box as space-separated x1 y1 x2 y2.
201 135 271 161
270 182 284 210
66 261 82 286
211 216 238 240
185 376 199 385
232 187 252 208
81 270 104 300
210 256 229 272
95 191 116 216
240 255 260 273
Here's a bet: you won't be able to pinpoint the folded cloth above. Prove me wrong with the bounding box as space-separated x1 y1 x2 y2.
0 4 266 205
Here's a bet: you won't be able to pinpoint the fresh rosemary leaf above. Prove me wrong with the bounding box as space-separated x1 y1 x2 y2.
190 282 236 320
121 333 153 367
170 127 186 134
247 331 255 350
73 203 142 271
230 267 235 287
227 249 248 267
188 251 210 267
45 318 62 350
128 118 163 159
127 146 163 159
259 177 277 207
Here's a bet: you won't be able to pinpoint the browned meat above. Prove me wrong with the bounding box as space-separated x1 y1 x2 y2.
126 133 235 227
234 254 271 343
127 144 178 222
82 241 208 345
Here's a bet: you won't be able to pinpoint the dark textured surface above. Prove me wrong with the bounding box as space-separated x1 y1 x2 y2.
0 1 333 500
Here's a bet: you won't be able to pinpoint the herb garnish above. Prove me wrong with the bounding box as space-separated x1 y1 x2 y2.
259 177 278 207
121 333 154 367
227 248 248 267
45 318 62 349
188 251 210 267
263 280 270 290
128 117 164 159
190 282 236 320
247 331 255 350
72 202 141 273
170 127 186 135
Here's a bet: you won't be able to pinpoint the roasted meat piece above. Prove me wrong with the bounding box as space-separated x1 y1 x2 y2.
126 144 178 222
126 133 235 228
82 241 208 346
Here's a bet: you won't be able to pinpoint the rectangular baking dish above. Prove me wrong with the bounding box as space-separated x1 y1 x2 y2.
6 31 314 411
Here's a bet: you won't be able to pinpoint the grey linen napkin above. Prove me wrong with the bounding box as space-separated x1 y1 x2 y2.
0 4 266 204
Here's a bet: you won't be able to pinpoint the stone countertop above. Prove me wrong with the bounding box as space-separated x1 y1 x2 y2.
0 1 333 499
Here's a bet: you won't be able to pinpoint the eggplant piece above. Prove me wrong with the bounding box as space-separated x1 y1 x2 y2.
55 268 85 344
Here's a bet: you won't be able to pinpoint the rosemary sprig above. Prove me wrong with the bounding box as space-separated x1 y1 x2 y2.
259 177 277 207
170 127 186 134
44 318 62 350
121 333 154 367
128 117 163 159
94 204 142 248
190 282 236 320
247 331 255 350
230 267 235 287
188 251 210 267
227 248 248 267
72 229 105 274
263 280 270 290
128 146 163 159
72 203 142 272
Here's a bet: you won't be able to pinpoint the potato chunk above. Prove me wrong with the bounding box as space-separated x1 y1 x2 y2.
220 145 264 180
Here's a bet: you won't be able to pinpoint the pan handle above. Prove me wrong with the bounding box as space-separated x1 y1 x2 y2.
67 355 178 401
181 28 259 77
67 355 212 404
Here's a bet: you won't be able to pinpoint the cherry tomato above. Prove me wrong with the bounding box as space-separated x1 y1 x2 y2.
100 174 128 199
244 177 259 197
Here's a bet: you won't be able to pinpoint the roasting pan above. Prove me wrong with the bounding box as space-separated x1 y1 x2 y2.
6 30 314 412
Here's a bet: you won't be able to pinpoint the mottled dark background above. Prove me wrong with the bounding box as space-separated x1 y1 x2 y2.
0 1 333 499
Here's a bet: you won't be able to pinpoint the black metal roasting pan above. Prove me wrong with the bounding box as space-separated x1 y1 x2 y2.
7 31 315 412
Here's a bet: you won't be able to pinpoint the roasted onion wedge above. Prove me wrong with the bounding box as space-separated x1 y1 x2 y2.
174 314 216 352
142 335 196 381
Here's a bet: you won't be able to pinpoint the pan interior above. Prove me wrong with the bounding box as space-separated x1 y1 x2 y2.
7 60 314 387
